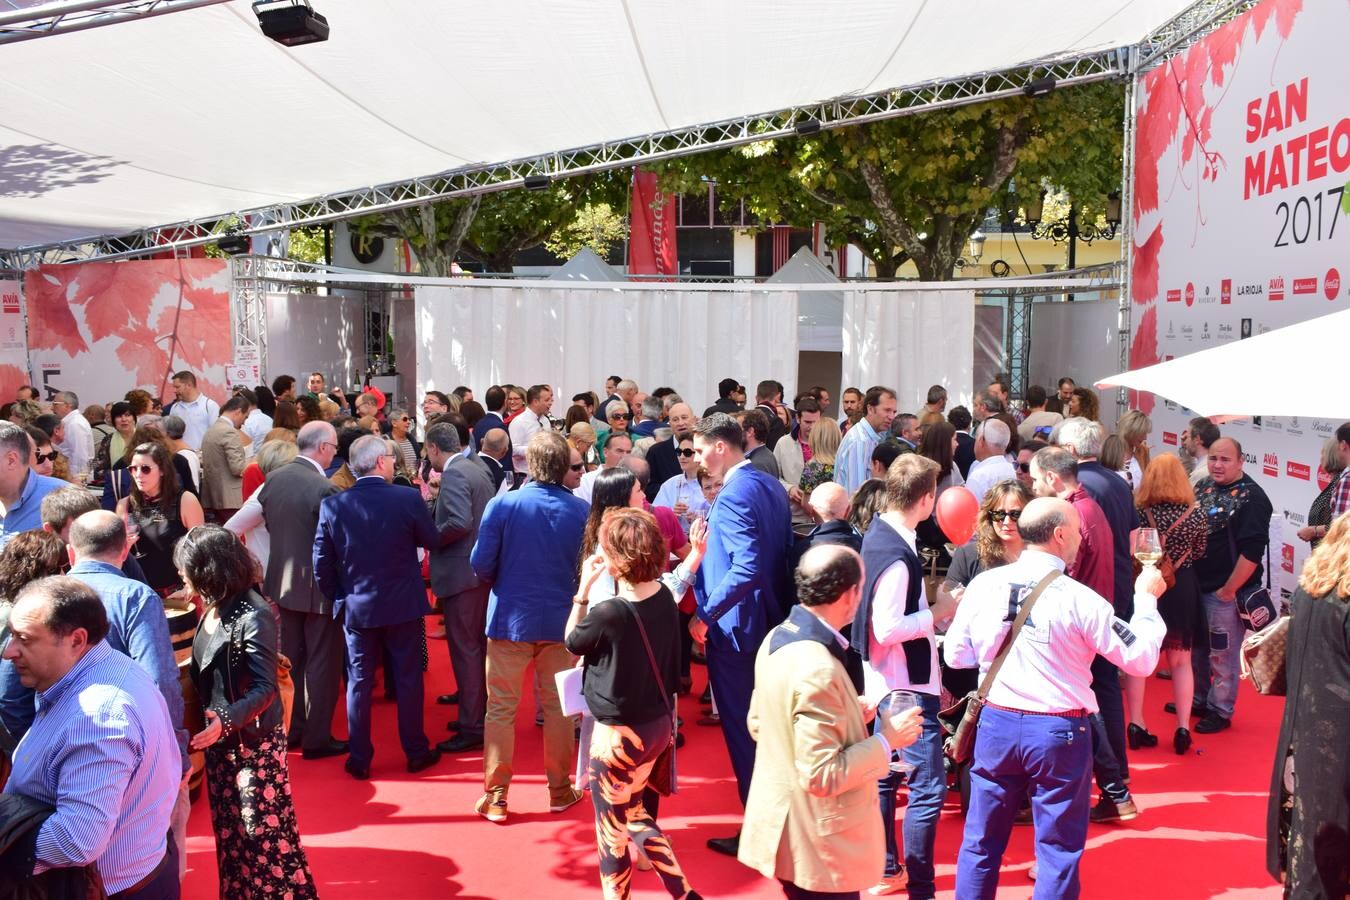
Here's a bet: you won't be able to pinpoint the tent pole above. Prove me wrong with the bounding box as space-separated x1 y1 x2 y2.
1115 52 1139 420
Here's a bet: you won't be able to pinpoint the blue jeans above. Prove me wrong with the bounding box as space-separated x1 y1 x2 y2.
876 693 942 897
1200 591 1243 718
956 706 1092 900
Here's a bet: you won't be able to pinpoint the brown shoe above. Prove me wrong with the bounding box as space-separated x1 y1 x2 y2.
474 794 507 823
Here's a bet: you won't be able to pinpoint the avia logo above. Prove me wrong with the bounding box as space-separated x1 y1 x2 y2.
1293 277 1318 295
1263 452 1279 477
1318 466 1333 490
1220 278 1232 304
1326 267 1341 300
1162 431 1178 446
0 293 17 314
1185 282 1196 306
1286 461 1311 481
1281 543 1295 574
1269 276 1285 301
1166 288 1182 303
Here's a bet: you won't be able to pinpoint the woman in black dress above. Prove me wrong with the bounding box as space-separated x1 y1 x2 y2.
1267 512 1350 897
1134 454 1208 754
1296 438 1344 550
116 440 204 597
179 526 317 900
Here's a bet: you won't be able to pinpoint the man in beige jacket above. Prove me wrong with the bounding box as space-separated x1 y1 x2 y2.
198 393 252 522
740 544 923 899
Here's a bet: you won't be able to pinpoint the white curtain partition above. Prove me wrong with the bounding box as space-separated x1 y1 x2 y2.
841 289 975 414
416 284 799 416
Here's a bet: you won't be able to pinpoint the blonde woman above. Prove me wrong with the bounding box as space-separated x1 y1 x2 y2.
1117 410 1152 490
1267 513 1350 893
569 421 601 471
799 417 841 494
1296 438 1345 549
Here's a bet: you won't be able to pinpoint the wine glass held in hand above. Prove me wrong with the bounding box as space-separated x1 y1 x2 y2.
876 690 921 773
1132 528 1162 568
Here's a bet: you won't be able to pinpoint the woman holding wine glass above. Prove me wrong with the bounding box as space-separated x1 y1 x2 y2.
1131 454 1208 753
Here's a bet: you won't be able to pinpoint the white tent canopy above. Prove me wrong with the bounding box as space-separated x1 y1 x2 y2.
767 246 843 352
0 0 1195 251
1096 310 1350 419
546 248 624 282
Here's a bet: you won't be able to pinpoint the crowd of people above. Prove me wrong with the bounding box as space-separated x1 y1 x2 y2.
0 367 1345 899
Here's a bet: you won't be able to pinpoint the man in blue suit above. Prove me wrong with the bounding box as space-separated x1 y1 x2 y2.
314 433 441 780
691 412 793 857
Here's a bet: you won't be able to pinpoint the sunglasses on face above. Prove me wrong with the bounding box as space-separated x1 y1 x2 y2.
35 450 58 463
131 464 157 475
1017 462 1031 473
989 509 1022 523
610 413 632 421
678 448 700 458
569 463 584 472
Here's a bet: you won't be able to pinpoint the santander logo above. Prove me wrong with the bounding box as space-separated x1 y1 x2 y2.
1286 461 1311 481
1162 431 1178 446
1326 268 1341 301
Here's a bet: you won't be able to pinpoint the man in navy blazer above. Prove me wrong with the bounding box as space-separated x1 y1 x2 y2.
691 412 793 856
314 433 441 780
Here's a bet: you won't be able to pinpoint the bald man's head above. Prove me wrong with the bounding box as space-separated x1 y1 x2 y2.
68 510 128 562
1016 496 1081 566
795 544 863 608
809 482 850 522
480 428 509 459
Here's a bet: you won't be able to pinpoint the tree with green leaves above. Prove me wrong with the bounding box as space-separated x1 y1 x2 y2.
658 81 1123 279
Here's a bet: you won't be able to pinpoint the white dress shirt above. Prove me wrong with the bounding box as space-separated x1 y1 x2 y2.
508 411 548 471
652 473 709 532
573 468 602 504
172 394 219 450
964 454 1016 504
241 408 273 457
862 512 941 700
58 410 94 475
944 548 1164 714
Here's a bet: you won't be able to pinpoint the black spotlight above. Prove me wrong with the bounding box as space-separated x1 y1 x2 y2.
794 118 822 136
1023 76 1057 98
253 0 329 46
215 233 252 256
523 174 551 192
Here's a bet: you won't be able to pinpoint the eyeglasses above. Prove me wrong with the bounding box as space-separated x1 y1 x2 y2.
1017 462 1031 473
35 450 58 463
989 509 1022 523
131 464 157 475
677 448 697 458
569 463 584 472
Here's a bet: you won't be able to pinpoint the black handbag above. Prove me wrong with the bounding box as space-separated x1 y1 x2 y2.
937 570 1058 764
1226 530 1278 631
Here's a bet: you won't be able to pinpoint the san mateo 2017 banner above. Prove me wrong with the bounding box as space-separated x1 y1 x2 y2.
1130 0 1346 594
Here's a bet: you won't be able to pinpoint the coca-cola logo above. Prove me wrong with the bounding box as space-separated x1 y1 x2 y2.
1162 431 1178 446
1281 543 1294 574
1326 267 1341 301
1286 461 1311 481
1318 466 1332 490
1220 278 1232 304
1185 282 1196 307
1263 452 1279 477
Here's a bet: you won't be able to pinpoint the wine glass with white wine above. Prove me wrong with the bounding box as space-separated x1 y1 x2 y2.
1133 528 1162 569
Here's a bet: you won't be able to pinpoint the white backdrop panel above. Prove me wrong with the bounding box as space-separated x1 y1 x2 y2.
416 286 798 417
265 291 363 390
1030 299 1120 412
841 290 975 414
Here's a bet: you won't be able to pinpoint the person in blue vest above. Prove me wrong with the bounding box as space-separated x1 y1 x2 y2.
689 412 793 858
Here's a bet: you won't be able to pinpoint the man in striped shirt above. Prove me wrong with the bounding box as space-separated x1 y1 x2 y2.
834 385 897 496
2 577 179 898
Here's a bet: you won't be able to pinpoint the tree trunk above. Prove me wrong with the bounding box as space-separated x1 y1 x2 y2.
391 198 480 276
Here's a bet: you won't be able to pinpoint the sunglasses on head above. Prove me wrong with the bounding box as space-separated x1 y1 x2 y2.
989 509 1022 523
677 448 697 458
131 464 157 475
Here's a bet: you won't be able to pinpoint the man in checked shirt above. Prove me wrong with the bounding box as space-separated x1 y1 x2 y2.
945 497 1166 899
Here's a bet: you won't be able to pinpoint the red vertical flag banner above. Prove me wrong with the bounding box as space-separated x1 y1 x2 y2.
629 169 677 278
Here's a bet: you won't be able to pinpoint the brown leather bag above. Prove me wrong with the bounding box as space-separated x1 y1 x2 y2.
1132 507 1181 591
938 570 1059 764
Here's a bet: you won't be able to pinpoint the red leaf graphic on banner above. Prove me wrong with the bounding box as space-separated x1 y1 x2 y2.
77 262 163 343
114 322 171 388
1133 66 1180 220
1132 224 1163 305
154 282 230 372
0 364 29 401
24 269 87 356
1128 306 1159 416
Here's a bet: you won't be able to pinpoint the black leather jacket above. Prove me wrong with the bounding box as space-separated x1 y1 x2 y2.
189 589 281 747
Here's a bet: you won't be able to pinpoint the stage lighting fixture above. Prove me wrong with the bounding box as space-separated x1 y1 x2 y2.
215 234 252 255
793 118 822 136
1023 76 1057 98
523 174 551 192
253 0 329 46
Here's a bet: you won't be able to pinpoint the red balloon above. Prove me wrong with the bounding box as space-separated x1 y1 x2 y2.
936 487 980 545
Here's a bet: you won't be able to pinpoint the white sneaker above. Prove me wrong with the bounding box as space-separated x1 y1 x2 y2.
868 870 908 895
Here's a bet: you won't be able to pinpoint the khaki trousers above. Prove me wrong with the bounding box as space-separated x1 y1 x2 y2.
483 639 576 804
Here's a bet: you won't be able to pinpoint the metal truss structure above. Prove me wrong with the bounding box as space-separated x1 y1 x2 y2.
1134 0 1260 72
0 49 1129 269
0 0 231 45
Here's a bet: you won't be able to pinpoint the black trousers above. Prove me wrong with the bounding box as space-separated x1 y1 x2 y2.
779 880 858 900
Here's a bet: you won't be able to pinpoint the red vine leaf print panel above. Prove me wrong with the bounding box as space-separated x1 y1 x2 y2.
26 259 230 406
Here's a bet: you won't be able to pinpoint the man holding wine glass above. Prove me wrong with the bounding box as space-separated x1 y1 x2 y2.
852 454 958 898
947 497 1167 899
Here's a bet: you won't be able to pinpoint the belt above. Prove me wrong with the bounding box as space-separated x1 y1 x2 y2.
985 701 1089 719
109 846 171 899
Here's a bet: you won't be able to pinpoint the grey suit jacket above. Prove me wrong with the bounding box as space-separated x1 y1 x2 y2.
258 457 340 614
430 452 495 598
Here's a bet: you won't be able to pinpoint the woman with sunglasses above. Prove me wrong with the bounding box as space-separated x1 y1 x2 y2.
597 404 633 456
117 441 205 598
652 435 709 531
25 425 68 482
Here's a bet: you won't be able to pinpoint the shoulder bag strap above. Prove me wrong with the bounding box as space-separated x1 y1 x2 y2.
622 598 675 720
975 570 1059 701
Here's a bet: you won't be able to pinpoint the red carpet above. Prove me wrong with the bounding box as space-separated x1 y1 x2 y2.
183 621 1284 898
